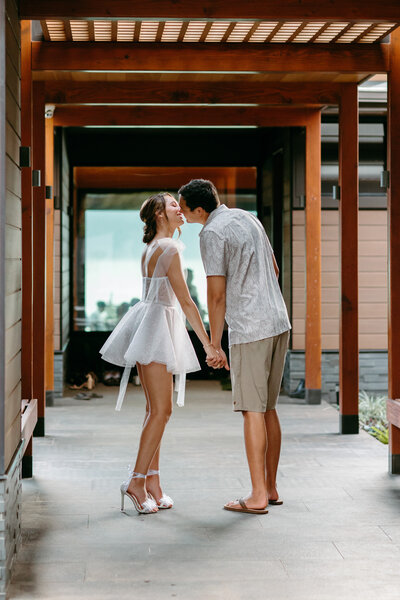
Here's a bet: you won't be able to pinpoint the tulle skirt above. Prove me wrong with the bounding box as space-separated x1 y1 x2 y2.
100 301 200 375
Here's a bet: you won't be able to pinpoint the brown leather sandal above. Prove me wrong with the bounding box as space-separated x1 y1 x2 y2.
224 497 268 514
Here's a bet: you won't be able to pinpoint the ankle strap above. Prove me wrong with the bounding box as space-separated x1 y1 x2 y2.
132 472 146 479
147 469 160 476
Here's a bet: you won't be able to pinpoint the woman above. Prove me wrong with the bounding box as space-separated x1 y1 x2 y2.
100 192 219 514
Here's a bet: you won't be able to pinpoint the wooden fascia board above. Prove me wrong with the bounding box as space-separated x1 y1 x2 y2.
44 81 343 105
19 0 400 22
52 105 320 126
32 41 390 74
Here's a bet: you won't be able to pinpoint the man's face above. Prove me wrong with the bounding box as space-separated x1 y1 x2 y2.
179 195 195 222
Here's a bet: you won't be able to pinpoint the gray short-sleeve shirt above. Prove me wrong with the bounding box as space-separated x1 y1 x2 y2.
199 204 291 347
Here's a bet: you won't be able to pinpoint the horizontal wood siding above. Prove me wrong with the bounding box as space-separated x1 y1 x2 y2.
4 0 21 471
292 209 388 351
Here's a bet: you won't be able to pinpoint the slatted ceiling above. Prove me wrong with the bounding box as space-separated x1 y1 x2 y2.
227 22 255 42
70 20 89 41
360 23 397 43
248 22 278 42
41 19 399 44
161 22 183 42
336 23 373 43
139 21 159 41
271 22 303 43
292 22 326 43
117 21 135 41
94 21 112 40
314 22 349 43
206 22 230 42
183 21 207 41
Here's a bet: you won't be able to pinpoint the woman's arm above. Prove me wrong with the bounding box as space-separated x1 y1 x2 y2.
167 253 222 365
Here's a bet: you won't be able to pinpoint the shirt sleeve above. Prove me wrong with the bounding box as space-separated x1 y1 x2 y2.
200 231 227 277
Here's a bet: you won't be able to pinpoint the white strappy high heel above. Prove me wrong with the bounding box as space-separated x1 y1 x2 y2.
146 469 174 509
120 467 158 514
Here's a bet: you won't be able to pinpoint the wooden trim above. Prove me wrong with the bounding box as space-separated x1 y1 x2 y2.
221 22 237 42
287 22 309 43
88 20 94 41
304 111 322 395
31 41 390 73
308 22 331 43
330 22 354 44
45 117 54 392
199 22 213 42
52 105 321 127
388 29 400 460
387 399 400 428
40 19 50 40
352 23 377 44
155 21 165 42
21 21 33 402
21 398 38 453
133 21 141 42
177 21 189 42
19 1 400 21
44 80 342 105
32 81 46 422
63 19 72 41
338 84 359 421
265 22 284 43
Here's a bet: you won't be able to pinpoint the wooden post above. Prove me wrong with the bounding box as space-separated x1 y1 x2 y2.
32 81 46 437
45 116 54 406
305 111 322 404
387 29 400 473
21 21 33 402
338 84 359 434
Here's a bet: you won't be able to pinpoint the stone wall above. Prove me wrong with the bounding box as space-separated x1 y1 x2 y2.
0 444 22 600
284 350 388 399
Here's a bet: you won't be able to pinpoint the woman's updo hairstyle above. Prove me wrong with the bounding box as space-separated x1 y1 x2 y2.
140 192 169 244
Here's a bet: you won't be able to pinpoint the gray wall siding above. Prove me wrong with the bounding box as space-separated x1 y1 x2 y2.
3 0 21 472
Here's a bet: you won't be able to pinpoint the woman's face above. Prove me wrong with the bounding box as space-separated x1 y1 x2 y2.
162 194 184 228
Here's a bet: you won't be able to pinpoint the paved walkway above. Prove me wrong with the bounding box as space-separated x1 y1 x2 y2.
9 381 400 600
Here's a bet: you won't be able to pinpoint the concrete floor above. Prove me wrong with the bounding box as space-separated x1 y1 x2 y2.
9 381 400 600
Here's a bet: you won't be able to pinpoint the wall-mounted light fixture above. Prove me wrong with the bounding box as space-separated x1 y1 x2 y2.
332 185 341 201
32 170 41 187
19 146 31 168
380 170 390 189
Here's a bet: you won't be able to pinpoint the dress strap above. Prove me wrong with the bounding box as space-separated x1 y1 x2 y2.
175 372 186 407
115 366 131 411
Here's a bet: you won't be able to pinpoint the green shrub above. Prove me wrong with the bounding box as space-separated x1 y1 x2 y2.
359 390 388 445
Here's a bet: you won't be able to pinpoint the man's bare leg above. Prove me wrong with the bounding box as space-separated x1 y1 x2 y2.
264 408 281 502
225 411 267 510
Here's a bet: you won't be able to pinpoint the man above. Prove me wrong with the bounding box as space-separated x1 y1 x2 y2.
178 179 291 514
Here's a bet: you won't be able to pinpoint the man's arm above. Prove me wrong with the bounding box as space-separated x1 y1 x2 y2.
207 275 229 370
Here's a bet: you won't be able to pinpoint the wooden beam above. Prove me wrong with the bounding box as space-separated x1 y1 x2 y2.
388 28 400 473
45 117 54 398
32 81 46 437
19 0 400 21
44 81 342 106
31 41 390 74
338 84 359 433
52 105 320 127
74 166 257 189
304 110 322 404
21 21 34 402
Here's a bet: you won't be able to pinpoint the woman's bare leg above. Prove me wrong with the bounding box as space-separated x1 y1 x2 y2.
127 362 173 505
137 364 163 502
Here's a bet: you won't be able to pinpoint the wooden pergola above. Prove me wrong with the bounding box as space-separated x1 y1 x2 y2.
18 1 400 473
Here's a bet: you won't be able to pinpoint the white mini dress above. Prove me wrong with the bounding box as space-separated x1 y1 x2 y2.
100 237 201 411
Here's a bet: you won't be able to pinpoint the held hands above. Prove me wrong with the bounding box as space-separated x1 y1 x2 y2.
204 343 230 370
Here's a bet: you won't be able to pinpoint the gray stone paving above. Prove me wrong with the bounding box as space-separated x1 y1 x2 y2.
8 381 400 600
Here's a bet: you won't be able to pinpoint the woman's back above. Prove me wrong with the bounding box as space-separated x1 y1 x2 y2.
141 238 183 307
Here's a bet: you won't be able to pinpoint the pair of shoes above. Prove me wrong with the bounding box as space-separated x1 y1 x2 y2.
120 467 158 514
223 497 269 514
147 469 174 509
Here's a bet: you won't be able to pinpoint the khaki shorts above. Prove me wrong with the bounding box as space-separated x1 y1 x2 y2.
230 331 290 412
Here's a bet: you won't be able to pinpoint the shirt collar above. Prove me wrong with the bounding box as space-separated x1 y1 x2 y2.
200 204 229 235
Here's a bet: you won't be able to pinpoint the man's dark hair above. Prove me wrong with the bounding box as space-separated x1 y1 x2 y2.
178 179 219 213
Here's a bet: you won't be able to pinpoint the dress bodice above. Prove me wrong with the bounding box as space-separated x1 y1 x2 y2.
141 238 184 308
141 276 178 307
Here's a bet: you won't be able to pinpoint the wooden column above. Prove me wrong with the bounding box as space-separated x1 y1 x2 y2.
45 116 54 406
305 111 322 404
21 21 33 402
338 84 359 434
32 81 46 437
387 29 400 473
